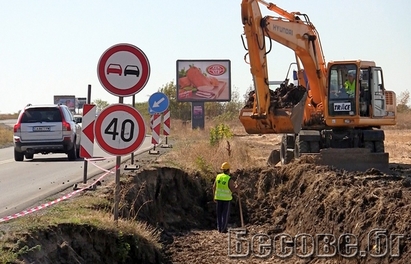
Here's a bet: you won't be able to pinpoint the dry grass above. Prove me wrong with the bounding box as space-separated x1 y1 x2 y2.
2 194 160 244
0 124 13 147
161 119 281 178
0 193 160 262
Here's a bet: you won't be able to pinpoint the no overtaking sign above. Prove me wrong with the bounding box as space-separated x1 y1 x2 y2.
97 43 150 97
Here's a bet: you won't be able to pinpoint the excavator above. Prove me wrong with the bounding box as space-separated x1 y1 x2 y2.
239 0 397 171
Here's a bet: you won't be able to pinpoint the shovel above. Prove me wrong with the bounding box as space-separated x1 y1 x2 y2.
238 193 244 228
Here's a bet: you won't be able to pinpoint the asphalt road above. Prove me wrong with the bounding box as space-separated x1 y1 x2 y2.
0 119 154 220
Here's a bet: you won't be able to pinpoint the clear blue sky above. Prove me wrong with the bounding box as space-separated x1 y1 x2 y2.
1 0 410 114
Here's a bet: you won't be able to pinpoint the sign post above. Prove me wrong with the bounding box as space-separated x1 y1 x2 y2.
97 43 150 222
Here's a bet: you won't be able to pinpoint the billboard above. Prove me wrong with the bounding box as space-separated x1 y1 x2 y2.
176 60 231 102
53 95 76 112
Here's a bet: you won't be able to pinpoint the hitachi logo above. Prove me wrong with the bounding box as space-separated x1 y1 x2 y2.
272 25 293 35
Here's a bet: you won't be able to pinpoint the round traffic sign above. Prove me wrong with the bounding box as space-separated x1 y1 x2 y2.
97 43 150 97
148 92 169 114
94 104 146 156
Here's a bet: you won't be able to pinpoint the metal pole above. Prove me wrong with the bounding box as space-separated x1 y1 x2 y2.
83 84 92 184
114 96 124 222
131 95 135 165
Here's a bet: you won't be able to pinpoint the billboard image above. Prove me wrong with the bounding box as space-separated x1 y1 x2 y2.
53 95 76 112
176 60 231 102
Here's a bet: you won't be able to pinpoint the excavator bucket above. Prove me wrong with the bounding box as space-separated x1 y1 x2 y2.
239 91 307 135
305 148 390 172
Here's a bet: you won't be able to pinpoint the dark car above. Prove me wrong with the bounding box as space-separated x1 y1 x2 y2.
124 65 140 77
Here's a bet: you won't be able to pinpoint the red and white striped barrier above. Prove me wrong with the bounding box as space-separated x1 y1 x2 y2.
151 113 161 145
163 109 170 136
161 109 172 148
80 104 96 158
149 114 154 131
149 113 161 154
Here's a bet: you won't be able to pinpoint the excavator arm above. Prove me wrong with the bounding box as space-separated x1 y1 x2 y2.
240 0 326 134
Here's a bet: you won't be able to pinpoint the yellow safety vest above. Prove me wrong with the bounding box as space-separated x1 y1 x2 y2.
214 173 232 201
344 80 356 96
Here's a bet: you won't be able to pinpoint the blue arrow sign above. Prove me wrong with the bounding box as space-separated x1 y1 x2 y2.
148 107 155 115
148 92 169 114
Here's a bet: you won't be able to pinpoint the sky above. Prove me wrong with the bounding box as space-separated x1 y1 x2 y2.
1 0 410 114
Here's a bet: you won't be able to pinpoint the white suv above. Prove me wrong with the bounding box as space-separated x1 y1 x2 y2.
13 104 81 161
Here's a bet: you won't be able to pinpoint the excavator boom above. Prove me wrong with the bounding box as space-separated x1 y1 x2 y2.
240 0 308 134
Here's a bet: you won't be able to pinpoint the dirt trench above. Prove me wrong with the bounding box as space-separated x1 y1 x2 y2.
119 167 219 233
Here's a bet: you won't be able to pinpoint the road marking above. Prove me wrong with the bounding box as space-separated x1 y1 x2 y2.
0 159 14 165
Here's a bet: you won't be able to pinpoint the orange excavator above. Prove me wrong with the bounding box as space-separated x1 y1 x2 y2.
239 0 397 171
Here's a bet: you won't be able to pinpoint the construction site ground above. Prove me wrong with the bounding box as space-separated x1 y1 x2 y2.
1 127 411 264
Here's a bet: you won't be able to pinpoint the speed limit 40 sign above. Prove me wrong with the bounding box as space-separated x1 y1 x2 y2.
94 104 146 156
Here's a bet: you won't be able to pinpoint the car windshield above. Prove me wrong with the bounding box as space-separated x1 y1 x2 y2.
21 108 62 123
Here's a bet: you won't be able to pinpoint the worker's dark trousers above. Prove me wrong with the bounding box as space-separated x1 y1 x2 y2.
216 200 231 233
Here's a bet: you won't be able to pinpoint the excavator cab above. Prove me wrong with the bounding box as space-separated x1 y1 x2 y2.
325 61 396 128
326 64 358 118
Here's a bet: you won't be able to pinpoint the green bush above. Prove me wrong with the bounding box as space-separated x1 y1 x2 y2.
209 124 233 146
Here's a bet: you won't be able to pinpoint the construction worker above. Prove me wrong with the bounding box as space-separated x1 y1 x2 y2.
213 162 238 233
344 70 356 97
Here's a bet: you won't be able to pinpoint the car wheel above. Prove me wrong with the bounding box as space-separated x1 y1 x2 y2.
14 149 24 162
67 144 77 161
25 153 34 159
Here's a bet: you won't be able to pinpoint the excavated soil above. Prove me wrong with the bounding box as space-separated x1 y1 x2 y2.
244 83 307 109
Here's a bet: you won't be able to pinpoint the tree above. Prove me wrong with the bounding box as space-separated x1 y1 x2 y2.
397 90 410 113
159 81 191 120
93 99 109 113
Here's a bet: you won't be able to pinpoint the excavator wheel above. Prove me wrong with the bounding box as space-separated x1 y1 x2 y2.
309 141 320 153
294 135 309 158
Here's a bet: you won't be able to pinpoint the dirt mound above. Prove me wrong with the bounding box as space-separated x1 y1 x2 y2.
12 223 166 264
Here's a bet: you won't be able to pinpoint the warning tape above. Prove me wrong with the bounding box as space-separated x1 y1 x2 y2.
0 157 116 223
